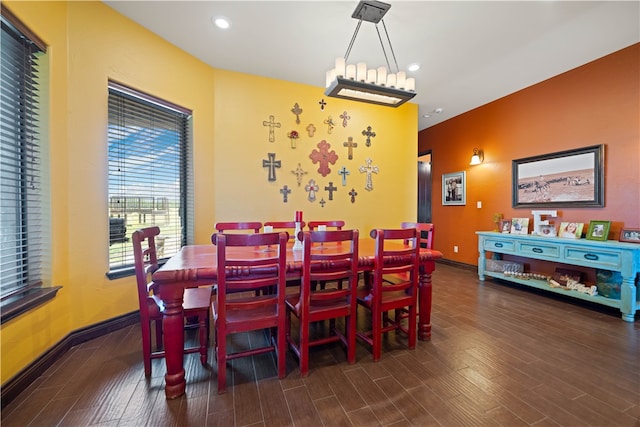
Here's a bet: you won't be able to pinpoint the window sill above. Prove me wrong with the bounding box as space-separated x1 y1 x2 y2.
1 287 62 324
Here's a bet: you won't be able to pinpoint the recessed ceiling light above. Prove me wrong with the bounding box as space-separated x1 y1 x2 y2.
407 63 420 72
212 16 231 30
423 114 431 118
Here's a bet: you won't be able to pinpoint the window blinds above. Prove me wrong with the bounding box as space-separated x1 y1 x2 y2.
107 82 190 272
0 16 44 299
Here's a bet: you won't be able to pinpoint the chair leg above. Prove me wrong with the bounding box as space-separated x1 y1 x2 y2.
277 322 286 379
372 309 382 362
299 317 310 377
141 320 153 377
217 324 227 394
347 311 356 364
408 304 417 350
198 313 208 365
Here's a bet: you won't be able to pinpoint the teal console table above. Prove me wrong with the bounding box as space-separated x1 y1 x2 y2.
476 231 639 322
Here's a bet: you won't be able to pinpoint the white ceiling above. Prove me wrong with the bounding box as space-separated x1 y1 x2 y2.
103 1 639 131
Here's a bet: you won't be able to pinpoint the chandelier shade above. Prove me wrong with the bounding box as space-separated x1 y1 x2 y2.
324 0 417 108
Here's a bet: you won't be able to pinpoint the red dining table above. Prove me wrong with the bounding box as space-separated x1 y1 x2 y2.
152 238 442 399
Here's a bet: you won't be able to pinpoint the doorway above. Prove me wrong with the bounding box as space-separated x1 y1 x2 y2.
418 151 432 223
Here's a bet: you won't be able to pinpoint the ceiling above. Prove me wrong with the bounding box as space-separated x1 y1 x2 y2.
103 1 639 131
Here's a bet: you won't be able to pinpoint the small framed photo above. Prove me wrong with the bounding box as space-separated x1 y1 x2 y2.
558 222 584 239
586 220 611 241
510 218 530 235
539 224 557 237
500 220 512 234
619 228 640 243
442 171 466 206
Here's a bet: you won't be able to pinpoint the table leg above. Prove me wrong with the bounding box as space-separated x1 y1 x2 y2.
418 262 435 340
160 284 186 399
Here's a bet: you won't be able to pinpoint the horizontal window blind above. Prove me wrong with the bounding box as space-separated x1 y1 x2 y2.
107 83 190 272
0 14 45 300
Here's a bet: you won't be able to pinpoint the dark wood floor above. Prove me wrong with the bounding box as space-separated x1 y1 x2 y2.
3 263 639 426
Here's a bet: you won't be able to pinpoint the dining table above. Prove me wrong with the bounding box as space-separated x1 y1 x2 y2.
152 238 443 398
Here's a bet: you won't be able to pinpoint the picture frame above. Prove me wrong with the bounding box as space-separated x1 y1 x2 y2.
585 220 611 241
512 144 604 208
538 224 557 237
510 218 530 235
500 220 512 234
558 222 584 239
619 228 640 244
442 171 466 206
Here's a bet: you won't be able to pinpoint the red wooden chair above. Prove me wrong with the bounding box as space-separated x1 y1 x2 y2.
132 226 211 377
211 231 288 393
215 221 262 233
308 220 345 231
356 228 420 361
400 222 434 249
263 221 305 241
285 229 359 376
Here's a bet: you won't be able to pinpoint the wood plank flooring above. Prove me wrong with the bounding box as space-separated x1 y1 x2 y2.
3 263 639 426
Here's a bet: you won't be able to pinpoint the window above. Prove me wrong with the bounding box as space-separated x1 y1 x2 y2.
107 82 192 276
0 9 48 310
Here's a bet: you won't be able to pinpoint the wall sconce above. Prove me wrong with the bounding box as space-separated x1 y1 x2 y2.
470 148 484 165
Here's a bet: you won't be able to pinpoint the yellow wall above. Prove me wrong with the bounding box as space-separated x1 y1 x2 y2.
1 1 417 384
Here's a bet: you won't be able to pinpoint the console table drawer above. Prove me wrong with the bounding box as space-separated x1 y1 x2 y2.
483 238 515 253
564 247 621 269
518 242 561 259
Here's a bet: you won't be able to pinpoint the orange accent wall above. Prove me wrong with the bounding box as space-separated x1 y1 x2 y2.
419 43 639 266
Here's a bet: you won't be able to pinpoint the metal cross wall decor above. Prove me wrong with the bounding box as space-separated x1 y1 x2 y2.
309 140 338 177
262 153 281 182
262 115 281 143
362 126 376 147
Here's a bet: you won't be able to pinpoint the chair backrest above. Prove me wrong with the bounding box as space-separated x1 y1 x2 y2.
400 222 434 249
371 228 420 296
132 226 162 321
263 221 305 241
299 229 359 306
212 232 288 318
215 221 263 233
308 220 345 231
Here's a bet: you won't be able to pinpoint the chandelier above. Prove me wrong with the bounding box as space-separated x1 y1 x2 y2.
324 0 416 107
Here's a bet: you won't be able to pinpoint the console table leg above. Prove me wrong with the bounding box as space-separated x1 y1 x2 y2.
620 275 637 322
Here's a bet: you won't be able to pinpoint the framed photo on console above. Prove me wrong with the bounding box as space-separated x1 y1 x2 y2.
500 220 512 234
619 228 640 243
559 222 584 239
586 220 611 241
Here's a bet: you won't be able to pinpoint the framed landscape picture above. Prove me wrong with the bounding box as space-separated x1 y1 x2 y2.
442 171 466 206
586 220 611 241
512 144 604 208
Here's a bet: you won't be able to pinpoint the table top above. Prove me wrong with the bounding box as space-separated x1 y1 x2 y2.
153 239 443 285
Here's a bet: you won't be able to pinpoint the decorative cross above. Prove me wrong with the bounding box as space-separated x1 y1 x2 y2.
359 157 379 191
291 102 303 124
280 185 292 203
325 182 337 201
291 163 308 186
309 140 338 177
304 179 319 202
362 126 376 147
306 123 316 137
338 166 350 186
340 111 350 127
324 116 336 134
319 98 326 111
262 152 281 182
319 198 326 208
262 115 281 143
343 136 358 160
349 188 358 203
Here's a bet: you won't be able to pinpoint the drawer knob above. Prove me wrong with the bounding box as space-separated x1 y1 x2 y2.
494 242 504 248
584 253 599 261
532 248 543 253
